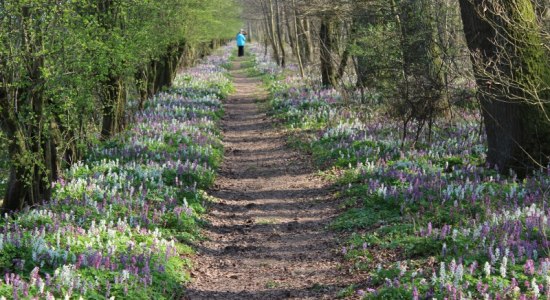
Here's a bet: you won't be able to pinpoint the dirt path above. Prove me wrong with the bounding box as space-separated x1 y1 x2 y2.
185 59 353 299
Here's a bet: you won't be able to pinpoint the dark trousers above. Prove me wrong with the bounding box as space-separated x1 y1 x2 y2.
238 46 244 57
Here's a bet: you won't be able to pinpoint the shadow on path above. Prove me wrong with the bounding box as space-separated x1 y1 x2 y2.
185 58 362 300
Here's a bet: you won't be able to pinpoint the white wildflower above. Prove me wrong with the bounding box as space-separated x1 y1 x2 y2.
38 279 45 294
454 263 464 287
56 230 61 249
500 256 507 278
484 261 491 278
532 278 540 297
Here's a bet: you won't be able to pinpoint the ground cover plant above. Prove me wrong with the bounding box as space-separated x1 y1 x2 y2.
247 43 550 299
0 46 233 299
2 0 547 296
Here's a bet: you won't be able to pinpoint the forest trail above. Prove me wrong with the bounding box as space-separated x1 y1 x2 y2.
184 58 354 299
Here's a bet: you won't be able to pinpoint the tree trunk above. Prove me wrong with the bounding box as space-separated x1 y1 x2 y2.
304 18 314 63
459 0 550 176
296 17 312 65
320 15 337 87
97 0 127 140
100 76 126 140
263 19 270 57
247 21 253 43
145 60 157 98
284 4 296 57
292 0 305 77
336 24 352 82
2 122 29 211
263 0 280 65
399 0 445 88
136 66 150 110
275 0 286 68
1 6 55 211
354 12 377 88
2 103 57 211
158 43 185 89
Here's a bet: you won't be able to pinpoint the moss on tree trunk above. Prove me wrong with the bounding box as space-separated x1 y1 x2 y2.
459 0 550 176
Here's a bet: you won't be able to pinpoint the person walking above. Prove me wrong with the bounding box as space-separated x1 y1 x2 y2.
236 29 246 57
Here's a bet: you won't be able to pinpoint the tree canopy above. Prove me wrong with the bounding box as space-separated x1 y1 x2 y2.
0 0 241 210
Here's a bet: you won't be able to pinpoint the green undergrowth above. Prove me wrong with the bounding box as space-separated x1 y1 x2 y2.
259 53 550 297
0 47 234 299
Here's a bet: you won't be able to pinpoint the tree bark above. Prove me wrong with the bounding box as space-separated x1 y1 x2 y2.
292 0 305 77
284 3 296 57
1 6 55 211
399 0 445 88
2 122 30 211
336 24 352 82
275 0 286 68
1 83 55 211
354 11 377 88
136 66 150 110
263 0 280 65
320 15 337 87
459 0 550 175
298 18 313 64
97 0 127 140
100 76 126 140
248 21 253 43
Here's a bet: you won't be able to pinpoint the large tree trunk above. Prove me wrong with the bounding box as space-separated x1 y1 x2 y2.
459 0 550 176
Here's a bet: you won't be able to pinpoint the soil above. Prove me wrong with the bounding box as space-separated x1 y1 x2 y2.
184 59 359 299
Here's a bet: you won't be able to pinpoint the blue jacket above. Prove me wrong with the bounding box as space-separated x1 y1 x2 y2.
236 33 246 46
